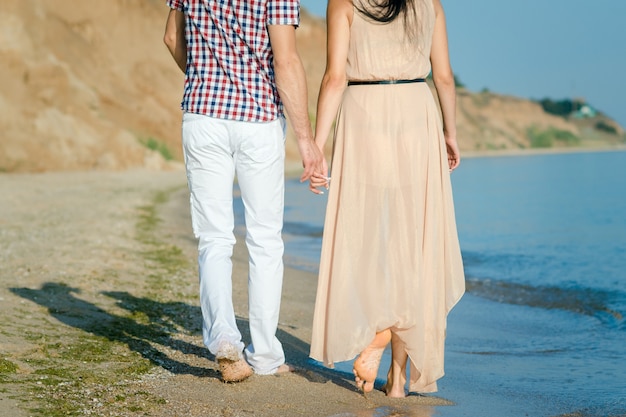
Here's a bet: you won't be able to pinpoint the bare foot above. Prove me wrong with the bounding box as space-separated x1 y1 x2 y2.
273 363 295 375
383 375 407 398
383 368 407 397
383 332 408 398
353 329 392 393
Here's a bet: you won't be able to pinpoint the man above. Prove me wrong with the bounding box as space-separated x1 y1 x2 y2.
163 1 323 382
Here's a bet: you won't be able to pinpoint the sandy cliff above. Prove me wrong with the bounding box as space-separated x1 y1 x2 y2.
0 0 622 173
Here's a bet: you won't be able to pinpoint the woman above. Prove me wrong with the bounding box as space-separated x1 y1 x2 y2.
308 0 465 397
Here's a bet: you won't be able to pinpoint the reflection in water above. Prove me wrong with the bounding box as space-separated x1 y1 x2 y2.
329 405 435 417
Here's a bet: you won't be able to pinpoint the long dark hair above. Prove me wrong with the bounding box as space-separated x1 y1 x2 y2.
355 0 423 39
355 0 414 24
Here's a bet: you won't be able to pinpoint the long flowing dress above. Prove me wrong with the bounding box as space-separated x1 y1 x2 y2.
309 0 466 393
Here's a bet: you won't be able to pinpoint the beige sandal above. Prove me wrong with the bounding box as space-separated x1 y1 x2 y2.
218 357 253 383
215 342 253 383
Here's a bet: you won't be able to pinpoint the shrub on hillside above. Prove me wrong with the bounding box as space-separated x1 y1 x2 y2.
595 120 618 135
527 127 580 148
140 137 174 161
537 98 584 117
426 73 465 88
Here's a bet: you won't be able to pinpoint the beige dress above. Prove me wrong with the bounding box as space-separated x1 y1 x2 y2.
310 1 465 393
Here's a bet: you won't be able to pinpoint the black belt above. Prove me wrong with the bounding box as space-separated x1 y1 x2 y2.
347 78 426 86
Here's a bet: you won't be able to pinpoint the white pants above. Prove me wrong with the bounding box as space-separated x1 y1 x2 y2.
182 112 286 374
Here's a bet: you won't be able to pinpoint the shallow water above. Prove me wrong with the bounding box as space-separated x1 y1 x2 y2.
236 150 626 417
438 151 626 417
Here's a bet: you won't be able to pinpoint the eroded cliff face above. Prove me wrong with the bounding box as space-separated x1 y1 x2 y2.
0 0 183 172
0 1 622 173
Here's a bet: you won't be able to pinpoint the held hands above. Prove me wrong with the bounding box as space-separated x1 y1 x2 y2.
297 138 328 195
309 157 329 195
300 137 329 195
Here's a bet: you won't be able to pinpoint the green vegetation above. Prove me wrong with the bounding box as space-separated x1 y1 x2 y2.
21 333 159 417
595 120 619 135
454 74 465 89
6 187 192 416
527 126 581 148
426 73 465 89
471 90 492 107
537 98 584 117
140 137 174 161
0 358 18 374
485 143 507 151
136 189 190 296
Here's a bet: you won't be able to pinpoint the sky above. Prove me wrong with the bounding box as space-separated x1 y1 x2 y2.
300 0 626 128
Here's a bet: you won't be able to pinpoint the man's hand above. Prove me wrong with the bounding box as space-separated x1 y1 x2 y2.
296 137 325 186
305 144 329 195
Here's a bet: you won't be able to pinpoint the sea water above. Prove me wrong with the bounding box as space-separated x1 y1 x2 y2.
235 150 626 417
437 150 626 417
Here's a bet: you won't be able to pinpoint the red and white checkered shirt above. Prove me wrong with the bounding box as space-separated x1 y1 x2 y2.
167 0 300 122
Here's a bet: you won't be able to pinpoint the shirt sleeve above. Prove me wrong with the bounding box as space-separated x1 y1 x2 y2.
166 0 184 11
267 0 300 27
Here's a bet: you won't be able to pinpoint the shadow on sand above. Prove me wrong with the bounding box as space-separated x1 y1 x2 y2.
10 282 357 392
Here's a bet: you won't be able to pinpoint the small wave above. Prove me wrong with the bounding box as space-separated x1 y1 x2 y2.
283 221 324 238
466 277 624 329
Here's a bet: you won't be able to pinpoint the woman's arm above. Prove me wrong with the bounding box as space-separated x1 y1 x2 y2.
309 0 353 191
430 0 460 171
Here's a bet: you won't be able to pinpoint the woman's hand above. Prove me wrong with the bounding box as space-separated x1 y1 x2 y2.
309 156 329 194
446 135 461 172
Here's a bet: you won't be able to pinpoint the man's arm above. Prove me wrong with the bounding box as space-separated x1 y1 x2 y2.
164 9 187 73
267 24 324 186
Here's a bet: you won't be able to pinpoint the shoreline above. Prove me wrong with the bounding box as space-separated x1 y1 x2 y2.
461 143 626 159
285 144 626 177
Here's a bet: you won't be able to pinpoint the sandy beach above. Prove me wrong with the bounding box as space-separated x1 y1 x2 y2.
0 170 452 417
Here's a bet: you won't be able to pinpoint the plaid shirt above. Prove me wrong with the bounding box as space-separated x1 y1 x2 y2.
167 0 300 122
